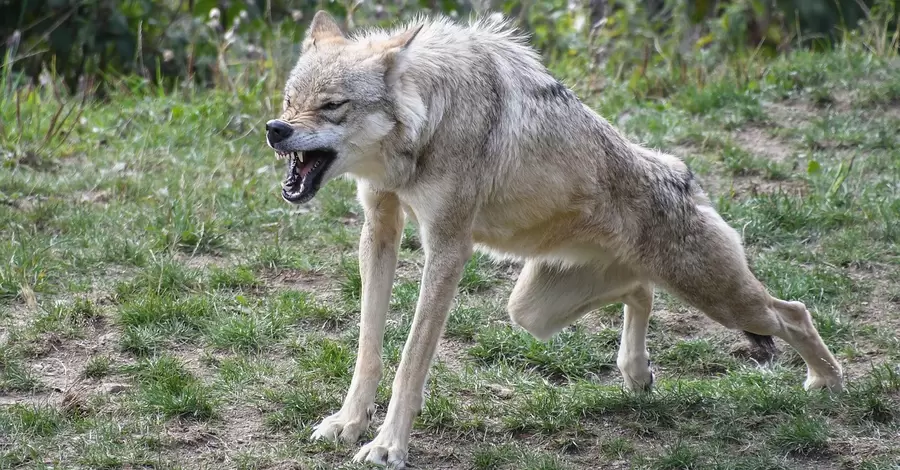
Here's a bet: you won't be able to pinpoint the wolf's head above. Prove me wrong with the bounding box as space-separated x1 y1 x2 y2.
265 10 423 204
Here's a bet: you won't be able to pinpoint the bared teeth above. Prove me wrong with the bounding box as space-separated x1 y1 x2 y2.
298 152 303 163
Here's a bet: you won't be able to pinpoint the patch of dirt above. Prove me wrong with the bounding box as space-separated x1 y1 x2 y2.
1 292 139 408
678 149 808 204
259 461 307 470
733 126 795 162
165 405 277 467
77 190 112 205
830 90 859 113
175 252 229 270
27 336 95 393
728 175 809 199
436 337 469 376
764 98 820 124
1 302 39 336
838 268 900 383
886 105 900 120
218 405 270 448
260 267 331 292
830 436 900 466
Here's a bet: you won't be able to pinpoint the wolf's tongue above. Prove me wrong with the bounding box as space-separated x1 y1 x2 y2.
300 159 315 178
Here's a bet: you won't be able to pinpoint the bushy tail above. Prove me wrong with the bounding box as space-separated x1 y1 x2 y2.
743 331 778 362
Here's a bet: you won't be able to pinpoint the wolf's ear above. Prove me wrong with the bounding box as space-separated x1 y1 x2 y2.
302 10 346 52
382 24 424 51
377 23 423 74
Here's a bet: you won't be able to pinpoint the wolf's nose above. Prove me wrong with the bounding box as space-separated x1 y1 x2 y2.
266 120 294 144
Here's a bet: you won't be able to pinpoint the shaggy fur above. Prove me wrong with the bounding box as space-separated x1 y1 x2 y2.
265 11 844 468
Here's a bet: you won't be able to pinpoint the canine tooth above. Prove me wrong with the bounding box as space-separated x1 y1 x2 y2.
299 152 303 163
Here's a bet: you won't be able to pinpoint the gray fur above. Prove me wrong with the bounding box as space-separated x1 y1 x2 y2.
266 11 844 468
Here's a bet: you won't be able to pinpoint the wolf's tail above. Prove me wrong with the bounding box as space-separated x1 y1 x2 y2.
743 331 778 361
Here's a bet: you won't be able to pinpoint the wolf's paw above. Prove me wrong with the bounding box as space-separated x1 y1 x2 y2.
619 357 655 393
310 407 373 443
353 436 407 469
804 372 844 393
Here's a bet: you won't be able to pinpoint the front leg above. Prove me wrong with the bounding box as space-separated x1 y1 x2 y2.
354 226 472 468
311 187 404 443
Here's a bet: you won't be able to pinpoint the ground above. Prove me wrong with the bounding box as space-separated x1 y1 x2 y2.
1 49 899 470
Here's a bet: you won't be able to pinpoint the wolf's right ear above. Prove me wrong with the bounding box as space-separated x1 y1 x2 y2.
302 10 347 52
377 23 424 76
382 24 424 51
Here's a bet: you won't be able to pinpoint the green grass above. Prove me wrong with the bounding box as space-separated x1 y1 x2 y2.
1 30 899 470
126 355 219 421
82 355 113 379
769 415 830 455
470 325 618 381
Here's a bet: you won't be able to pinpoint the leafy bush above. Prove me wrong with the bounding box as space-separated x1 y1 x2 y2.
0 0 897 95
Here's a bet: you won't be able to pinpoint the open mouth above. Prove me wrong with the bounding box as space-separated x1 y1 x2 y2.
276 149 337 204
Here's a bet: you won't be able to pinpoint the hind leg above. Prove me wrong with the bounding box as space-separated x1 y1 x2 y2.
741 297 843 391
507 260 656 391
652 207 844 392
698 288 844 391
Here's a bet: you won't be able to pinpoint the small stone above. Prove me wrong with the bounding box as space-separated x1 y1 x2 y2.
488 384 514 399
102 383 130 394
98 332 116 345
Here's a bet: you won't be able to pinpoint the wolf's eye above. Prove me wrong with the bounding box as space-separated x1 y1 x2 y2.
320 100 348 111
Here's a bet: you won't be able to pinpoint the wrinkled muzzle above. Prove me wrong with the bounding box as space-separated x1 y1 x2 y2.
265 119 338 205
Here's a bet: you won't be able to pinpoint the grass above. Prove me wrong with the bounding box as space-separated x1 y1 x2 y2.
1 20 899 470
127 355 219 421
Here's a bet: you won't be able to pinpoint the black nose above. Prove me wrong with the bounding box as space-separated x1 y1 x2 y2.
266 119 294 145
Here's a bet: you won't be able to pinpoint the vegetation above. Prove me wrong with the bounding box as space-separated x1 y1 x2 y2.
1 0 899 468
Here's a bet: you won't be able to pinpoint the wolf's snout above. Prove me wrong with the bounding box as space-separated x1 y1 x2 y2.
266 120 294 145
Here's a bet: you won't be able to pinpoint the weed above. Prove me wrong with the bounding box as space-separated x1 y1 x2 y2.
293 337 354 384
210 265 261 290
657 339 740 376
470 326 615 380
0 348 41 392
769 416 830 455
114 258 202 301
445 305 488 341
0 404 64 437
128 356 218 421
208 312 278 353
82 356 113 379
271 290 345 327
459 253 498 294
653 442 704 469
338 256 362 303
263 385 341 431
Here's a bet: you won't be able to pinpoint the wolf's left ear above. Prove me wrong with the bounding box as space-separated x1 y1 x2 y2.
302 10 347 52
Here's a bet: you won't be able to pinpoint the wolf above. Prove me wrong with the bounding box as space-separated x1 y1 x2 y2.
264 10 844 468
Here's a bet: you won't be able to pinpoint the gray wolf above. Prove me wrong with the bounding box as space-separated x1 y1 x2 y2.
264 10 844 468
